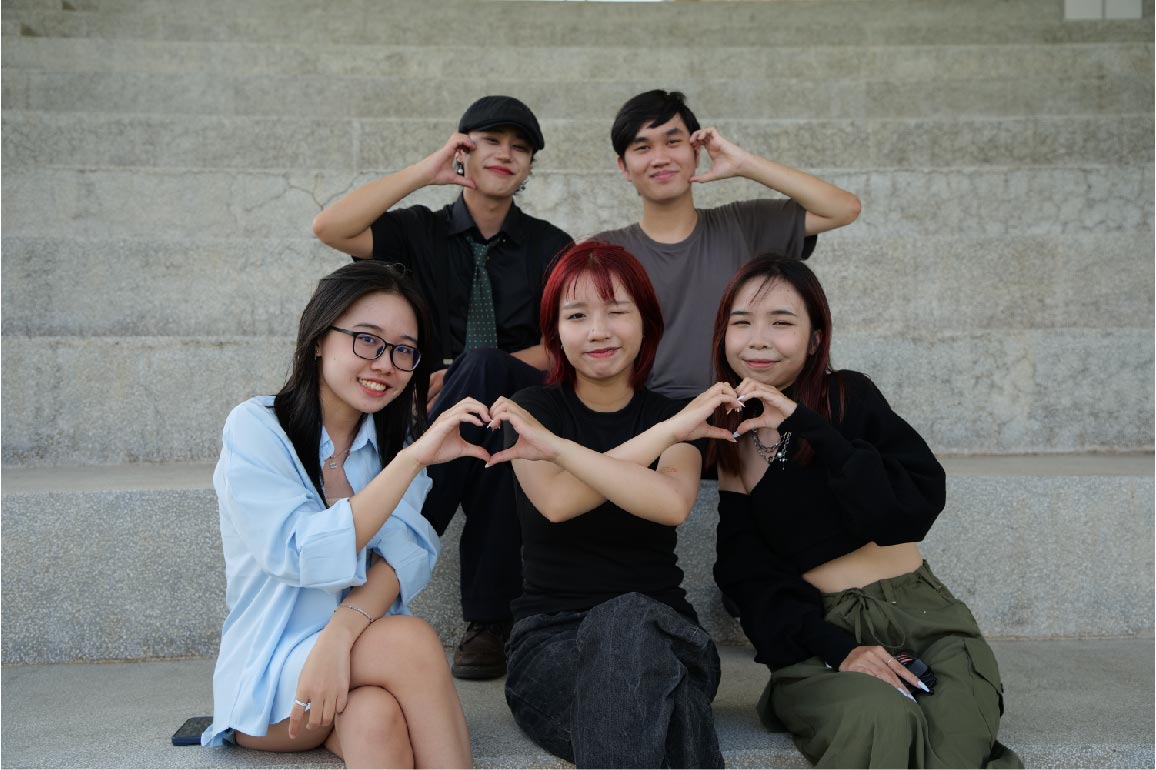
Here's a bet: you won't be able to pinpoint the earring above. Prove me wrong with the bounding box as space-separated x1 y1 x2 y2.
454 160 465 176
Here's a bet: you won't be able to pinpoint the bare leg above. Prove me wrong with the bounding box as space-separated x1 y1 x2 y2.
350 616 473 768
235 718 331 752
325 686 415 769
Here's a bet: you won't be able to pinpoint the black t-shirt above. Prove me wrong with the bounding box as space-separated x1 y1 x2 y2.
370 194 572 364
506 384 697 622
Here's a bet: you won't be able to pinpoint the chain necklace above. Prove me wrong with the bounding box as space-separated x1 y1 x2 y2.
326 448 351 470
752 429 792 467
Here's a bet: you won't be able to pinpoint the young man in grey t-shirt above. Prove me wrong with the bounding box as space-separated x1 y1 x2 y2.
592 90 862 401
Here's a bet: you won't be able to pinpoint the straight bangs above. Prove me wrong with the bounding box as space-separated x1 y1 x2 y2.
542 241 663 391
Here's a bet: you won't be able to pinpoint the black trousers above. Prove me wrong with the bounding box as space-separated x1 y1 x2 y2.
421 348 544 622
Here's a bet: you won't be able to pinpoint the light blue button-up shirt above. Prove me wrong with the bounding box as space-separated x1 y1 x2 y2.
202 396 438 746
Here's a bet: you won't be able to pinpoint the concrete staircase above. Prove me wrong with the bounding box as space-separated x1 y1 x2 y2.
2 0 1153 765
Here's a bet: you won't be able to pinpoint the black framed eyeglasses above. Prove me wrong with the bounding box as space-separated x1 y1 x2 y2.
328 327 421 372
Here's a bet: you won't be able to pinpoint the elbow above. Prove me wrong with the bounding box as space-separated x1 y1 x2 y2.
311 211 336 245
839 192 862 226
659 486 695 526
539 503 574 524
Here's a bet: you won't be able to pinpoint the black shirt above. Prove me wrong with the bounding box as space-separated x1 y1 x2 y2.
506 384 697 622
370 194 572 365
713 370 946 670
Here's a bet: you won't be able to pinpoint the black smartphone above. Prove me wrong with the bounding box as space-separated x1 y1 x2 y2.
171 716 212 746
895 651 937 695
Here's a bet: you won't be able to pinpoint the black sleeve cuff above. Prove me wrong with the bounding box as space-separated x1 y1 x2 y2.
778 403 854 470
800 614 858 669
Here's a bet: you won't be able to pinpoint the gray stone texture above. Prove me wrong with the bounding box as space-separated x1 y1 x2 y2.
4 0 1153 46
3 38 1152 83
4 166 1153 243
5 233 1151 337
2 329 1152 465
1 639 1153 768
5 113 1153 171
3 464 1152 665
5 70 1152 119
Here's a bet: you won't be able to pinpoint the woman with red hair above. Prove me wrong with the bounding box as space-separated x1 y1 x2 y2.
711 256 1020 768
486 241 738 768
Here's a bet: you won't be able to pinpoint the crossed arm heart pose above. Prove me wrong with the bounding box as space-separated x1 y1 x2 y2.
488 241 739 769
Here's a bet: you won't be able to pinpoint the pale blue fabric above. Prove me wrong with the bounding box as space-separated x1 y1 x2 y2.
202 396 438 746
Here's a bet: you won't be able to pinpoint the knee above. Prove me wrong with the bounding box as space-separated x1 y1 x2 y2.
445 347 511 383
343 687 412 757
364 616 451 680
848 683 925 738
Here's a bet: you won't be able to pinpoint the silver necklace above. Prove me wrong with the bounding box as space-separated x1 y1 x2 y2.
326 449 350 470
752 429 792 466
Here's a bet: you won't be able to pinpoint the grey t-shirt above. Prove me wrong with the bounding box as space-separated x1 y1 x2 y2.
593 198 813 400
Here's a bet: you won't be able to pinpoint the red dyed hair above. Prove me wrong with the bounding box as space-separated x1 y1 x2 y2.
540 241 664 391
709 256 843 473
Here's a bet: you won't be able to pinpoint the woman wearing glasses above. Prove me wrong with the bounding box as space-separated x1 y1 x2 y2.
202 261 479 768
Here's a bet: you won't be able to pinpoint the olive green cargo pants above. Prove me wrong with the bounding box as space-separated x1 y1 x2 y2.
759 563 1022 768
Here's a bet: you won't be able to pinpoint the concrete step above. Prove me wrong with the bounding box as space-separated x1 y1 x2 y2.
5 69 1152 120
5 233 1152 339
1 329 1152 465
2 460 1152 664
3 0 1152 47
1 638 1153 768
3 36 1152 83
5 112 1153 171
3 166 1152 244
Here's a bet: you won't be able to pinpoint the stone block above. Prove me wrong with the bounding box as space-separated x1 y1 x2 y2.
4 232 1152 339
4 69 1151 120
2 460 1151 664
4 166 1152 244
2 37 1151 85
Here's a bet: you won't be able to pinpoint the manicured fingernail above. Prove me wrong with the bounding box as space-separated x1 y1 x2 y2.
896 687 916 701
732 431 741 438
737 395 748 401
916 680 930 693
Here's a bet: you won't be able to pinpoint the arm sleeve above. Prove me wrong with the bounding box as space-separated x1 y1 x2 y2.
364 469 440 615
215 403 366 591
369 205 431 271
734 198 816 261
777 373 947 544
714 491 858 668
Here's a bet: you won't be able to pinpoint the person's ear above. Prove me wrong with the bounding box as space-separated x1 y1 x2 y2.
809 331 822 356
617 155 630 179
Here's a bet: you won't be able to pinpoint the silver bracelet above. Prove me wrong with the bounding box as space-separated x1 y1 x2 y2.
336 603 374 623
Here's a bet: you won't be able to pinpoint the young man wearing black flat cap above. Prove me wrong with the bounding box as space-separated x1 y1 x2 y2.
314 95 572 680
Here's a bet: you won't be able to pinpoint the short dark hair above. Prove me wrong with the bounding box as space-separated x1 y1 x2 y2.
611 90 701 159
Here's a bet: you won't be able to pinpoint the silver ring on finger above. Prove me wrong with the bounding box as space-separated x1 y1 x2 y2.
294 699 311 711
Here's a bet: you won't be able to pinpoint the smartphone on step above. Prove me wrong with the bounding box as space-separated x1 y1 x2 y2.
171 716 212 746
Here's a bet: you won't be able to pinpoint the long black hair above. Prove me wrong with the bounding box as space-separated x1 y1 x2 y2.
273 261 434 499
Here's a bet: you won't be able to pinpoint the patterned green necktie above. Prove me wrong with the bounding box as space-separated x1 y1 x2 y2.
463 235 499 351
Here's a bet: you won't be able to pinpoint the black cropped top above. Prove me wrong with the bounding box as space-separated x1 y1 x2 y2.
713 370 946 669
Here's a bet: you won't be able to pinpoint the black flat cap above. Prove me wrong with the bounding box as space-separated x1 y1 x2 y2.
458 95 545 152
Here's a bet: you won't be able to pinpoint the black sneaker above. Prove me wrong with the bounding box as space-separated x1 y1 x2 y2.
451 620 512 680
